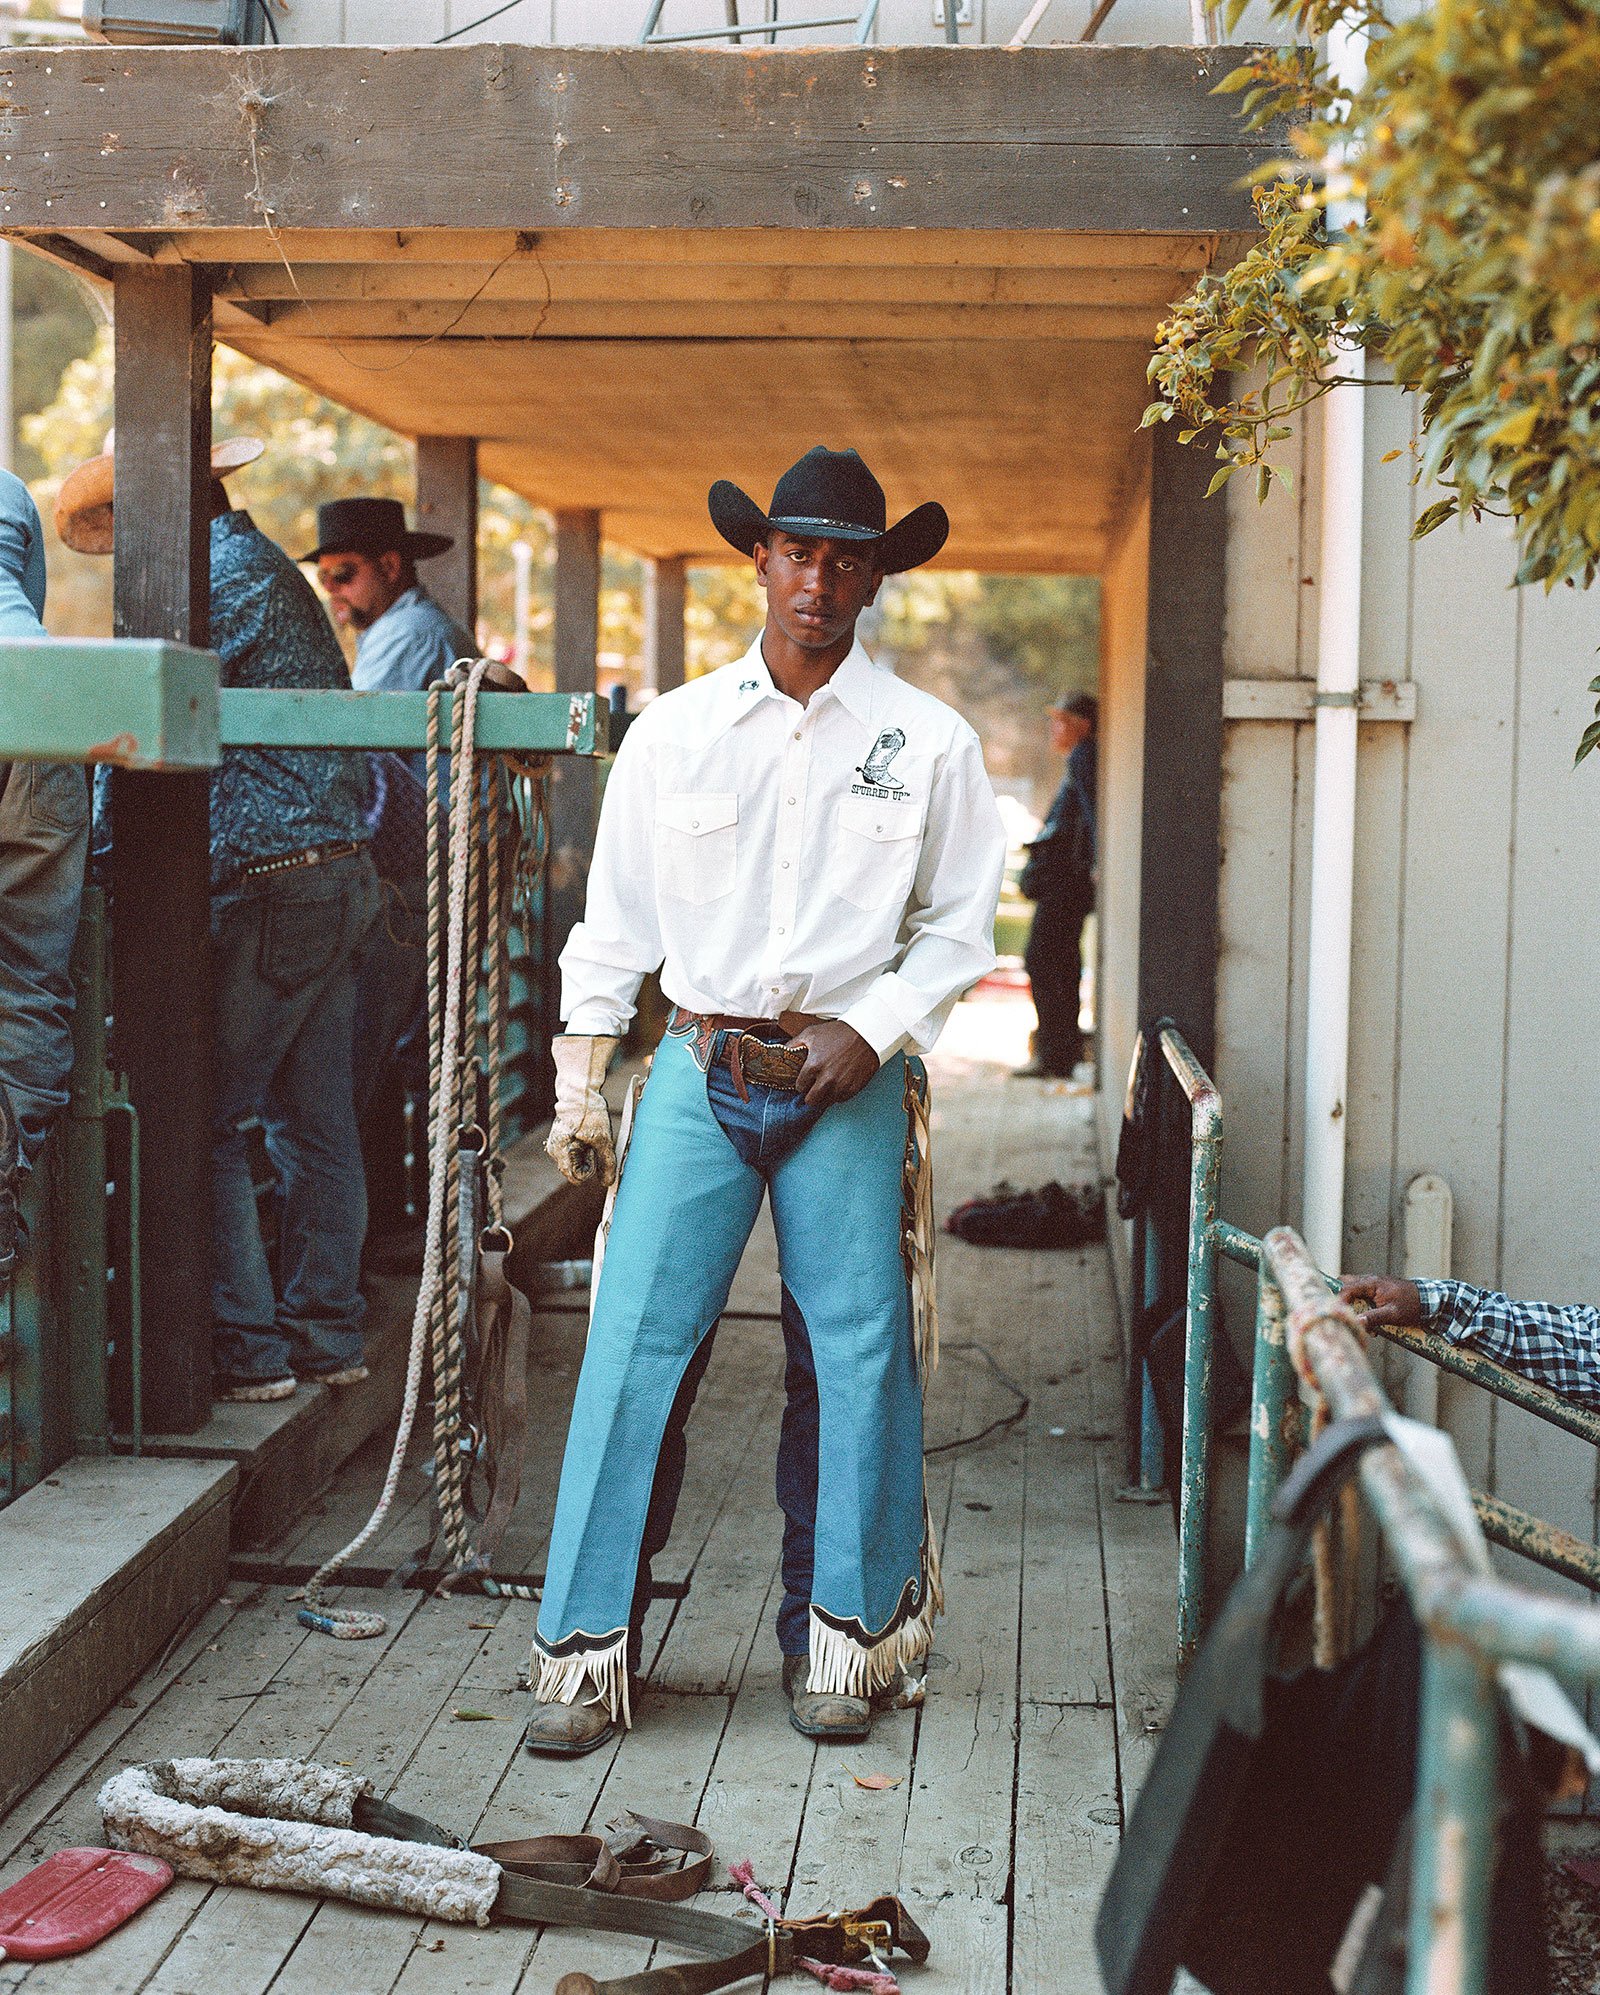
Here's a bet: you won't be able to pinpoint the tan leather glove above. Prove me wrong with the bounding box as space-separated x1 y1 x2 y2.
546 1034 621 1187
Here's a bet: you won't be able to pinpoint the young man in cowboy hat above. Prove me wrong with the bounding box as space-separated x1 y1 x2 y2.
528 445 1006 1755
300 499 474 1168
58 438 381 1404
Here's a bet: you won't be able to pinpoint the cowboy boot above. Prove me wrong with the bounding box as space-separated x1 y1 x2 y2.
523 1676 637 1759
782 1656 871 1744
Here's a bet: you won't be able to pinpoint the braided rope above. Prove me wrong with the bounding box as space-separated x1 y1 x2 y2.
483 775 506 1236
430 677 476 1573
298 661 494 1637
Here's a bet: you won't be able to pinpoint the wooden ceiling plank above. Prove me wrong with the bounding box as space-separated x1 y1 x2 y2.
182 226 1219 273
247 299 1169 341
214 260 1195 309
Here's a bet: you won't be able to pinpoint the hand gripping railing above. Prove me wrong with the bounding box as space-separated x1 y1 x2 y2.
1261 1226 1600 1995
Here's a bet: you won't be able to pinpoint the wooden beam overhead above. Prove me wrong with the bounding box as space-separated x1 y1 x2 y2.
213 261 1198 308
0 44 1274 238
242 300 1172 342
135 227 1228 272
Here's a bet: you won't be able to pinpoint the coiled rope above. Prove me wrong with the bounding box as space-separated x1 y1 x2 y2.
299 660 544 1637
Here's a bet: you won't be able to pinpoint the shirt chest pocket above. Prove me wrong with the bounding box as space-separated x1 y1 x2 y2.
656 792 739 905
831 796 922 911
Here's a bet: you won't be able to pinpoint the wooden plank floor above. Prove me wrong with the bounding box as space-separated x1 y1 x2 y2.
0 993 1177 1995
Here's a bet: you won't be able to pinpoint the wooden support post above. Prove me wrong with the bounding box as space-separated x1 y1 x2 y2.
645 554 687 695
547 508 601 1019
1136 420 1224 1071
415 435 478 637
109 263 214 1435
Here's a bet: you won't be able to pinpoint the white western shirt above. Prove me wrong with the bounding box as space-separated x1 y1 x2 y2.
559 637 1007 1060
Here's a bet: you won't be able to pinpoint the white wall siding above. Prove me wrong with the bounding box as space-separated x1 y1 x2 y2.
1214 402 1317 1247
1213 376 1600 1545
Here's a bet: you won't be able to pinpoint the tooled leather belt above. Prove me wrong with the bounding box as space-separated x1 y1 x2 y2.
238 838 365 882
668 1005 817 1097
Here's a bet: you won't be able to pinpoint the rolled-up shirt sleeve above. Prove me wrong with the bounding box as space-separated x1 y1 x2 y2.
838 724 1006 1060
1416 1278 1600 1410
558 722 664 1038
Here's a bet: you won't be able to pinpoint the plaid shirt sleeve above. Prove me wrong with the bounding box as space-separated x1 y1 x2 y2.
1415 1279 1600 1409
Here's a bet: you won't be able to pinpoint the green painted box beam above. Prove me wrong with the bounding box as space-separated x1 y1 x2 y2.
0 641 219 770
0 641 612 765
219 688 612 755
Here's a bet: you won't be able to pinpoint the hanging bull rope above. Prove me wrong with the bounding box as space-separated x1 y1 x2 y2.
299 660 547 1639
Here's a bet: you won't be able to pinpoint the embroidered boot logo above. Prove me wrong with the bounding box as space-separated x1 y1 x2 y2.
853 727 909 798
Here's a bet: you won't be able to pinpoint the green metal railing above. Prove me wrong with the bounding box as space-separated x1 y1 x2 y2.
1257 1226 1600 1995
1134 1024 1600 1678
1130 1022 1600 1986
0 640 611 1506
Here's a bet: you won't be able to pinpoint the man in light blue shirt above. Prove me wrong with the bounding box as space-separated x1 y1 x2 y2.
302 499 475 1231
302 496 472 701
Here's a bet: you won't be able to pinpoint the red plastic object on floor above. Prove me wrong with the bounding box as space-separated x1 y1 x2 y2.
0 1847 173 1960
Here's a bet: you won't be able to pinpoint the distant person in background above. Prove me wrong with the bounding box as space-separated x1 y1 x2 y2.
58 438 380 1403
301 498 474 1122
0 468 88 1277
1017 692 1097 1078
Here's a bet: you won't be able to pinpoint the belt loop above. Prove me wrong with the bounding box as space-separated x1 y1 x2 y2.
728 1034 750 1102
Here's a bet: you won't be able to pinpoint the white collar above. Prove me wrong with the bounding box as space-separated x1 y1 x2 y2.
726 634 880 721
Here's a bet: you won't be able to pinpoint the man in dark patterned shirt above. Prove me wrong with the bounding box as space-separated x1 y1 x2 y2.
1341 1272 1600 1412
59 441 380 1403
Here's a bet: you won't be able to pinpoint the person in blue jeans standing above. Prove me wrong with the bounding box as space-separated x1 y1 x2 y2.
530 447 1007 1756
0 468 89 1277
58 438 380 1404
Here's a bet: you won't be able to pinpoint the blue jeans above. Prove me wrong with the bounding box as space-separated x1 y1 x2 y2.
541 1030 927 1688
0 760 88 1171
211 850 380 1382
632 1281 819 1665
630 1033 825 1661
351 871 427 1120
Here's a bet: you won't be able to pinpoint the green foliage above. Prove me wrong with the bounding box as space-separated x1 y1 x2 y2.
1144 0 1600 756
12 255 100 483
878 571 1098 698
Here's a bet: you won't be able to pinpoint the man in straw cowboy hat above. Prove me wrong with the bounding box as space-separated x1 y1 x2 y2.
527 445 1006 1755
59 436 380 1405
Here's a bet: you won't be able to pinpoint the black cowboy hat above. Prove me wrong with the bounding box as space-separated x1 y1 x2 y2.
708 446 949 574
298 497 453 564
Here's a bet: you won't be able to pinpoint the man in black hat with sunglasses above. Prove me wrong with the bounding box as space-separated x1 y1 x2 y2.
300 499 477 1228
527 447 1006 1758
303 496 473 706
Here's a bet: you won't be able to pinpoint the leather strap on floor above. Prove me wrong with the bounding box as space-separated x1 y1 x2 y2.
477 1811 714 1900
356 1796 929 1995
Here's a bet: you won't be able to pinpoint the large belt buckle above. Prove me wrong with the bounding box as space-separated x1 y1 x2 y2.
739 1035 806 1095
